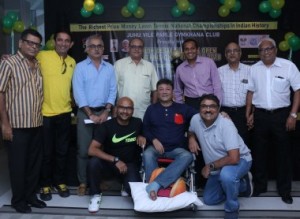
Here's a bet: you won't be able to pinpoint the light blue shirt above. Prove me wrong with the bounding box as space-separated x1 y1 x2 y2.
72 57 117 108
189 114 252 164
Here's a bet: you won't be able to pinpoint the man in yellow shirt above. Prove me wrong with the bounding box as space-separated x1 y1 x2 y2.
37 30 76 201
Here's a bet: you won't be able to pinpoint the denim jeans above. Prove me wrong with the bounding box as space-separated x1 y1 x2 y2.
143 146 193 188
203 159 252 212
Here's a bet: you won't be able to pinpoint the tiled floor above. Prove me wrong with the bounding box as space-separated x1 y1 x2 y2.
1 147 300 218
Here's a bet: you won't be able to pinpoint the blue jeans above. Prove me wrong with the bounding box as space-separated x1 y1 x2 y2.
203 159 252 212
143 146 193 188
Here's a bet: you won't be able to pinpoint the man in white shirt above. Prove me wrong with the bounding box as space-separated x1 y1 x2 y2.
114 38 158 119
218 42 250 145
246 37 300 204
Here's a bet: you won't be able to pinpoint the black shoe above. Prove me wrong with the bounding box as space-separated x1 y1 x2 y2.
40 186 52 201
54 184 70 198
12 203 32 213
28 199 47 208
281 194 293 204
253 188 267 197
253 190 261 197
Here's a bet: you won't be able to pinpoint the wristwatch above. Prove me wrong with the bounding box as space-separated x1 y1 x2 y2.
113 156 119 164
209 162 215 171
290 112 297 119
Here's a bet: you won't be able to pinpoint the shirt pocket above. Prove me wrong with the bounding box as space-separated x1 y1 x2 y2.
272 77 289 93
238 79 248 94
141 73 151 89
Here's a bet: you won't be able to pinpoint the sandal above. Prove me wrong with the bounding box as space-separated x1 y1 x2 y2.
77 183 87 196
149 190 157 201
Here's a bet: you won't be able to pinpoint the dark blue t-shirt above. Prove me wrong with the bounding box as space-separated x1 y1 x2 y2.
143 102 197 152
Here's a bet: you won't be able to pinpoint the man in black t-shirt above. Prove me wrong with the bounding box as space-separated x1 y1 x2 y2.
87 97 146 213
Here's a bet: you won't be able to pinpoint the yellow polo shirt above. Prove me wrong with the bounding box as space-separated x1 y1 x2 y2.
37 50 76 116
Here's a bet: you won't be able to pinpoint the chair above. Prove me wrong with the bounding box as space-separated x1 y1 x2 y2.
140 153 197 211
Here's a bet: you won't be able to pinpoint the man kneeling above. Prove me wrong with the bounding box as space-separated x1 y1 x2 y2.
188 94 253 219
87 97 145 213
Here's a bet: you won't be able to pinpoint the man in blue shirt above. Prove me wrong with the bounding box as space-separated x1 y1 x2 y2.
143 78 196 200
72 34 117 195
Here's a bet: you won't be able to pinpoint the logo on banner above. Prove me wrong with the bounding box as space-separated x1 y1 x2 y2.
239 35 269 48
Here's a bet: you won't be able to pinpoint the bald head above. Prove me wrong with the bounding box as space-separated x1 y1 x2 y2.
117 97 134 107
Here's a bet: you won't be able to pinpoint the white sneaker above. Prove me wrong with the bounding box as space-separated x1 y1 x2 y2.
121 189 129 197
88 194 102 213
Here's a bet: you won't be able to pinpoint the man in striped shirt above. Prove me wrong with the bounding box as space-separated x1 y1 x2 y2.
0 29 46 213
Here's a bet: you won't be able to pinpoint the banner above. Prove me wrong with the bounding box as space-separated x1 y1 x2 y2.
70 21 277 79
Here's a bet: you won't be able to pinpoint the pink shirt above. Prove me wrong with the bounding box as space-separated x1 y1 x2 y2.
174 56 222 103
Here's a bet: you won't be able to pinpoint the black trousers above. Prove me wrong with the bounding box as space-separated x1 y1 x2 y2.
252 107 292 195
184 96 201 110
88 157 141 196
5 127 43 206
40 113 71 186
221 106 250 146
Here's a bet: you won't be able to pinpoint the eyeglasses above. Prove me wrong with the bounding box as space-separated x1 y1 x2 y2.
22 39 42 49
87 44 104 50
117 105 134 111
225 49 241 54
200 104 219 110
258 46 275 53
61 60 67 74
130 45 143 50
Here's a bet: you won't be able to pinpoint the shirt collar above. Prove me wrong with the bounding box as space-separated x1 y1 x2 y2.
227 62 241 71
128 56 144 65
17 50 38 63
86 56 105 65
257 57 281 67
199 114 220 130
183 56 202 67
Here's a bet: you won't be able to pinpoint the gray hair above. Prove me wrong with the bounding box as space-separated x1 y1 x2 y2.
258 37 277 48
84 34 103 52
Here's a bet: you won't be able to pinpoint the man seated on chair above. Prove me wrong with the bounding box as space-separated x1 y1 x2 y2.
188 94 253 219
87 97 146 213
143 78 197 200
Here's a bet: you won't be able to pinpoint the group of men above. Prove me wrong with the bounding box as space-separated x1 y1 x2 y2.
0 28 299 219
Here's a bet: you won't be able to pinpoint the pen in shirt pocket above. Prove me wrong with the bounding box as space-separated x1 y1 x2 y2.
275 76 284 79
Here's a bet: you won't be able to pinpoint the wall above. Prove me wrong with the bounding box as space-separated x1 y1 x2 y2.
0 0 44 55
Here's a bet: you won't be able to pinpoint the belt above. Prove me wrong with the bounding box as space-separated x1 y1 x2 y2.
221 106 245 111
89 106 105 112
255 107 289 114
184 96 201 100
